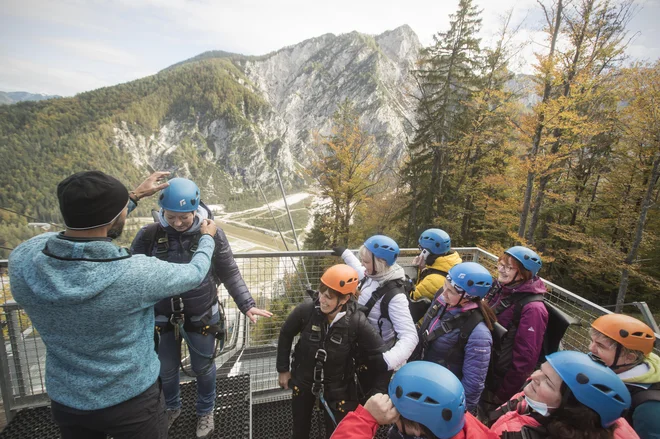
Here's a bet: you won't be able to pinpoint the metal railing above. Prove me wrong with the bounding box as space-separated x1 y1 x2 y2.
0 248 658 425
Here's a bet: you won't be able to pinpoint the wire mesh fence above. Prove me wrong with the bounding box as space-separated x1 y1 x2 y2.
0 247 658 426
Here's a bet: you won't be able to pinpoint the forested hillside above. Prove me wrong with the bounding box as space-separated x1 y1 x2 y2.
306 0 660 312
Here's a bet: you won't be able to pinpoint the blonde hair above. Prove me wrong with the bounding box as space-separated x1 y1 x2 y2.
358 245 390 274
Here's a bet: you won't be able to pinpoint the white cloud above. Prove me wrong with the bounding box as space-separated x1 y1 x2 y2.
0 57 111 96
46 38 138 66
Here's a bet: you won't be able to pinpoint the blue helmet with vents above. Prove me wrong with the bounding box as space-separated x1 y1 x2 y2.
546 351 631 427
446 262 493 298
389 361 466 438
505 246 542 276
419 228 451 255
158 178 200 213
364 235 399 266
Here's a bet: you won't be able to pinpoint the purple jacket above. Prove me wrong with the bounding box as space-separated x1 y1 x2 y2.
488 278 548 401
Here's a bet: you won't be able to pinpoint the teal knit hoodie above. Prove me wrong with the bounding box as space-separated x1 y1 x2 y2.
8 226 215 410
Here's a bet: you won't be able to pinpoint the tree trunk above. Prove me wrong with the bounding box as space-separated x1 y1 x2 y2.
518 0 563 239
615 152 660 312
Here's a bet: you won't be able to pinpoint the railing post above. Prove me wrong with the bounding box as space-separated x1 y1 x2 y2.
0 314 15 423
5 305 27 398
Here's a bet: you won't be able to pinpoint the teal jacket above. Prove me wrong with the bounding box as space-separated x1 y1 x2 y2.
623 353 660 439
8 208 215 411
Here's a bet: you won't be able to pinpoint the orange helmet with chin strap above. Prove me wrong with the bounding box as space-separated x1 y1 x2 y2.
320 264 359 295
592 314 656 356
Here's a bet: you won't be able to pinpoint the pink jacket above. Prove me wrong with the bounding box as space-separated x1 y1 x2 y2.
488 277 548 401
491 402 640 439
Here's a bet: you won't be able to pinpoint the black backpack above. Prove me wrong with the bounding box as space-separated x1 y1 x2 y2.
360 279 430 337
488 292 578 389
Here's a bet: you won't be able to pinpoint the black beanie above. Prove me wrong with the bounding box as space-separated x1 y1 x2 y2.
57 171 129 230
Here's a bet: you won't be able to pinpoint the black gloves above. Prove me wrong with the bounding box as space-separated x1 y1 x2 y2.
331 247 347 257
367 354 389 373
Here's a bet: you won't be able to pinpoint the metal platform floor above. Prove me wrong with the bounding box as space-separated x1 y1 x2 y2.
0 372 392 439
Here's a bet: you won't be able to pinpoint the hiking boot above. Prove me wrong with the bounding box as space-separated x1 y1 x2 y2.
196 412 215 438
167 408 181 430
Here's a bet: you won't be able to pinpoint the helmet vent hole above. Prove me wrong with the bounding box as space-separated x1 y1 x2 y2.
435 243 440 247
374 243 380 248
395 386 403 399
191 199 197 205
619 329 629 338
406 392 422 400
424 396 439 405
467 280 474 286
442 408 453 421
576 373 590 385
159 194 164 200
339 280 345 287
524 255 530 260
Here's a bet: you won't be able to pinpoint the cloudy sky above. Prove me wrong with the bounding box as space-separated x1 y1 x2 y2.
1 0 658 96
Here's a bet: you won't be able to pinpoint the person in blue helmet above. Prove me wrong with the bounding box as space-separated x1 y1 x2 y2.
131 177 271 438
415 262 496 415
490 351 638 439
484 246 548 406
329 361 498 439
411 228 463 301
332 235 418 397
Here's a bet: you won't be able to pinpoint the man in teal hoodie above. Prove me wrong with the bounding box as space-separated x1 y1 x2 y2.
9 170 217 439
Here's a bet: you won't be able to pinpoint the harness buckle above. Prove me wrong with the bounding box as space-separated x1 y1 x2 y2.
315 349 327 363
440 320 452 334
171 297 184 314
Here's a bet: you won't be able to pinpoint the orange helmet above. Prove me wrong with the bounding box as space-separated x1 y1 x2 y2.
592 314 656 355
320 264 359 295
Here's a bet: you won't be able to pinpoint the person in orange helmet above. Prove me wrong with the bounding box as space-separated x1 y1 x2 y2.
276 264 388 439
590 314 660 439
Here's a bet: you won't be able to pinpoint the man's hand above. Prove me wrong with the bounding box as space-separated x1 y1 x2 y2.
364 394 399 425
246 307 273 323
331 247 347 257
132 171 170 200
200 219 217 237
278 371 291 390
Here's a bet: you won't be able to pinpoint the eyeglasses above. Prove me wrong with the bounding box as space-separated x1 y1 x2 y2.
497 263 516 273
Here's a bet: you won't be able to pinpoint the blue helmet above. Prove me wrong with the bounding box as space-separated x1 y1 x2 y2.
158 178 201 213
446 262 493 298
505 246 542 276
419 228 451 255
546 351 631 428
364 235 399 266
389 361 466 439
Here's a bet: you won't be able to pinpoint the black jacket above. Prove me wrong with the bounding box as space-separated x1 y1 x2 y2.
131 221 254 317
277 298 386 399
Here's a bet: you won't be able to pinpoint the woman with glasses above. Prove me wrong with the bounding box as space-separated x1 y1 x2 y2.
484 246 548 408
416 262 497 415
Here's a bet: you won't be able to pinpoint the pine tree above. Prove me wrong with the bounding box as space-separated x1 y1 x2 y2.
401 0 483 241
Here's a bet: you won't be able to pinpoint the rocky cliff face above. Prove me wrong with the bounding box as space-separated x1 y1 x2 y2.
112 25 421 197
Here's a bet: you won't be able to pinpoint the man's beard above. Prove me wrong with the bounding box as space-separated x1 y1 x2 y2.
107 217 125 240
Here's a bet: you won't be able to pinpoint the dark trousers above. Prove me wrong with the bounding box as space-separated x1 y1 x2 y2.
291 384 349 439
358 369 393 403
50 381 167 439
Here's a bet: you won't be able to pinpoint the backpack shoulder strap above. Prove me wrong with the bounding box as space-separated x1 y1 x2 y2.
419 267 449 282
379 279 405 321
142 223 168 260
631 383 660 408
512 294 544 328
424 312 472 343
363 279 403 317
444 308 485 367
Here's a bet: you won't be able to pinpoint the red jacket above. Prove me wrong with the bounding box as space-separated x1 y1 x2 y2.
330 405 498 439
491 405 639 439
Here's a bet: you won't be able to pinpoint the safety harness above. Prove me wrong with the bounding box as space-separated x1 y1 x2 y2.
413 299 484 369
142 223 226 376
